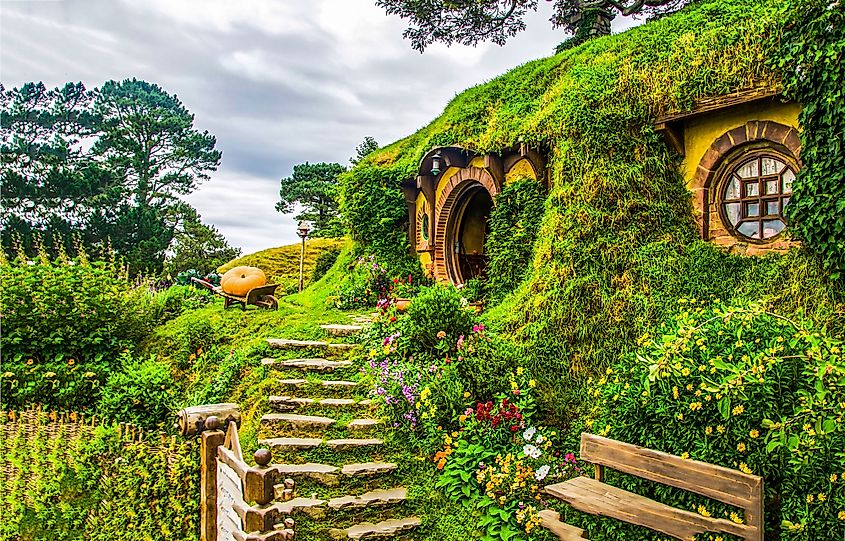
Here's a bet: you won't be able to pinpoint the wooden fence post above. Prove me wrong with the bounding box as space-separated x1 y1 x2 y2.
201 417 225 541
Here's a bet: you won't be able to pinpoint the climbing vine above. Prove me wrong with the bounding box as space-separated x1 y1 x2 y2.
774 0 845 279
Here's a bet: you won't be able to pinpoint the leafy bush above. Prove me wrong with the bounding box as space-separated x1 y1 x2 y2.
484 179 546 302
311 247 341 282
774 0 845 279
0 254 156 411
331 255 391 309
455 327 521 401
577 301 844 540
0 412 198 541
152 284 214 322
97 354 178 430
404 285 475 351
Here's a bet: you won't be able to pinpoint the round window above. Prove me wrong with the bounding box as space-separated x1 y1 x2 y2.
720 153 795 242
421 213 430 241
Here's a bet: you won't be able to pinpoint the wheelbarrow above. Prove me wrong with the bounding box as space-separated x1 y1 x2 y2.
191 278 279 310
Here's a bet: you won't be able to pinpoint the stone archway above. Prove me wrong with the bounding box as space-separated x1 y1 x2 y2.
434 166 500 284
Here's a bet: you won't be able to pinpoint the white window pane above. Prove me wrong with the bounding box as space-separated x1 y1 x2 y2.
766 200 780 216
783 169 795 193
762 220 786 238
766 179 779 195
737 159 759 178
725 177 741 200
745 182 759 197
761 157 784 176
746 202 760 217
724 202 741 225
738 221 760 239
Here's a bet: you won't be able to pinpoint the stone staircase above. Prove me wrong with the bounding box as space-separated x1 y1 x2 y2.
257 325 420 539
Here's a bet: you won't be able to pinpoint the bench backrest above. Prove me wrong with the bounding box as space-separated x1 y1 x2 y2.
581 433 764 533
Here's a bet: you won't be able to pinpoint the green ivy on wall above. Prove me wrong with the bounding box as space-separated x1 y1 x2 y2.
774 0 845 279
484 178 547 302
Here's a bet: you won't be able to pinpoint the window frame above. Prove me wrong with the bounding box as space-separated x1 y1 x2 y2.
715 145 799 245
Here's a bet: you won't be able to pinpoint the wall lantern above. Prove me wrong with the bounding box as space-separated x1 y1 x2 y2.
430 151 443 176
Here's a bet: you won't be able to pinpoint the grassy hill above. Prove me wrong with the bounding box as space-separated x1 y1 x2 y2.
218 237 347 293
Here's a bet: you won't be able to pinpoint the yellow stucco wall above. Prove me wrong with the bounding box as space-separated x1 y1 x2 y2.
682 100 801 187
436 167 461 201
505 158 537 184
469 157 486 168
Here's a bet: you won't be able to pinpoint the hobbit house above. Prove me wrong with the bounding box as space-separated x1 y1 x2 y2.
402 85 801 283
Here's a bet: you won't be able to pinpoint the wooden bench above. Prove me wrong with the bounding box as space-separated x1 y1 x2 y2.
543 433 764 541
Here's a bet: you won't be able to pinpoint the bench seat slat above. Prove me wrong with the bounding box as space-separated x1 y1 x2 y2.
581 434 762 510
545 477 754 541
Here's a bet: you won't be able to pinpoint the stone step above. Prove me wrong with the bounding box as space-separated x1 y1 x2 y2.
262 358 353 373
340 462 398 478
259 437 322 451
328 487 406 511
270 461 398 490
335 516 422 540
260 437 384 452
538 510 588 540
267 338 355 351
326 438 383 451
268 396 373 412
322 380 359 389
261 413 336 430
278 378 307 388
320 324 363 336
346 419 382 432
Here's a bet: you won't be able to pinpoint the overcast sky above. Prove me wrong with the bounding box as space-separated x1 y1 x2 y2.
1 0 638 254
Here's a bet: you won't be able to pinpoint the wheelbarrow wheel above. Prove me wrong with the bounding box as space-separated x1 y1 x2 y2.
259 295 278 310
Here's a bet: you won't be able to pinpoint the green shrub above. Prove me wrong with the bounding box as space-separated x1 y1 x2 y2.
575 301 844 540
0 254 156 411
455 327 520 401
152 284 214 322
0 412 198 541
484 179 546 302
331 254 391 310
774 0 845 279
311 247 341 282
97 354 177 430
405 285 476 351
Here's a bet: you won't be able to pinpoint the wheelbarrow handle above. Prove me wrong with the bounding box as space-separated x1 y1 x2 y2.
190 277 216 291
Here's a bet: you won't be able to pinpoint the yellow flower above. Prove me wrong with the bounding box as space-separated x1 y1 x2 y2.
680 452 690 460
717 425 726 434
517 366 525 376
528 379 536 388
682 368 691 377
686 383 694 391
732 404 745 416
676 413 684 421
830 474 838 483
818 492 826 502
463 391 470 398
806 494 814 504
839 511 845 521
737 442 746 453
705 426 713 435
697 505 711 517
672 386 679 399
690 402 703 411
730 512 743 524
749 429 759 439
739 463 752 474
437 330 446 339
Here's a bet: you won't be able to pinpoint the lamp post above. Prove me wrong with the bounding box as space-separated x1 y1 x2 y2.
296 221 310 292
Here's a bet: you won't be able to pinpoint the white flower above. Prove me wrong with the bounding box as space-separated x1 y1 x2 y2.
523 427 536 441
523 444 541 459
535 434 545 444
535 464 550 481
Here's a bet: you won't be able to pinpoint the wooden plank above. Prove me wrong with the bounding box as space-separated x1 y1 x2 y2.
546 477 754 541
201 429 225 541
656 86 782 124
218 446 249 483
579 434 762 510
217 460 245 541
538 510 588 540
224 421 243 461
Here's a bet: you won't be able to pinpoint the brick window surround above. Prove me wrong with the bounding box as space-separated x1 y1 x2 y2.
692 120 801 253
